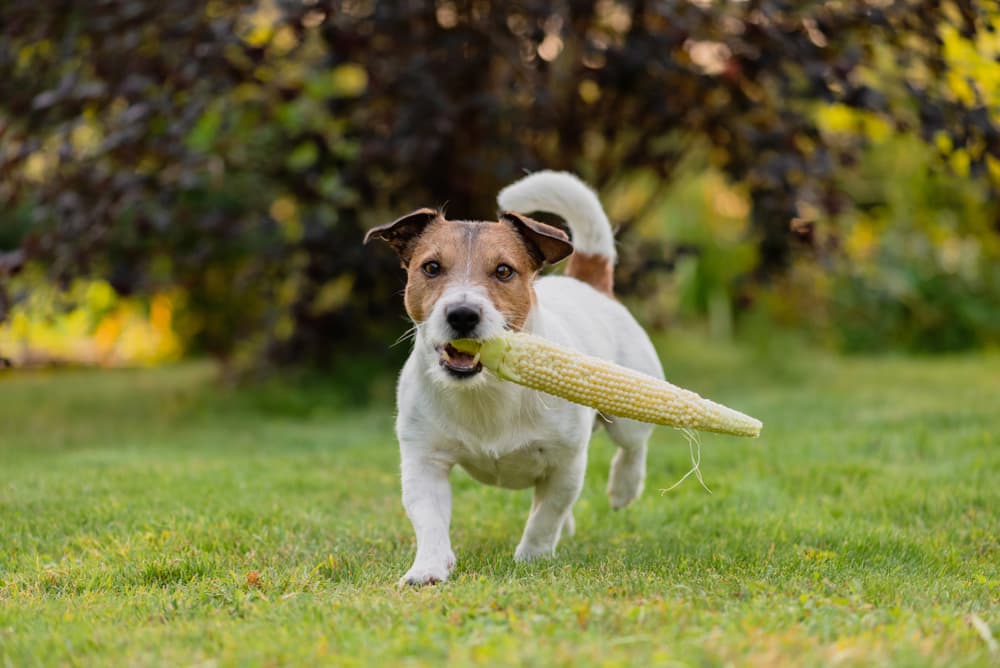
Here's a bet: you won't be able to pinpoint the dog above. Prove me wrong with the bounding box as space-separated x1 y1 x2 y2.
364 171 664 585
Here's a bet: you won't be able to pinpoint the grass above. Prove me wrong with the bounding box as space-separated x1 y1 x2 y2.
1 335 998 666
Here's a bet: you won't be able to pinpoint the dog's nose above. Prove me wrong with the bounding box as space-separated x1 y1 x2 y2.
446 305 481 336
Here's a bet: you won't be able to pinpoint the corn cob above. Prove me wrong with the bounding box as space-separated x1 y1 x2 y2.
451 332 761 438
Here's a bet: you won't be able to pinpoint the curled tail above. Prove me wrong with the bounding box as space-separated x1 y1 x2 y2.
497 171 616 297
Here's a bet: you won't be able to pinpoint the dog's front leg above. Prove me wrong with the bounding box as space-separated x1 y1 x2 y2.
399 448 456 586
514 449 587 562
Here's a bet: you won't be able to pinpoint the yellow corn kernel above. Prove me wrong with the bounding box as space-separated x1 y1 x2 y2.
451 333 762 438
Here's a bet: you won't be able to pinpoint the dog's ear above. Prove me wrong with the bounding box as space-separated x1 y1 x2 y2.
499 211 574 267
364 208 440 266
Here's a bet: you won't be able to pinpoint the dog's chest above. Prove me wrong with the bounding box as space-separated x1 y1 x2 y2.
410 366 590 489
443 416 566 489
455 441 560 490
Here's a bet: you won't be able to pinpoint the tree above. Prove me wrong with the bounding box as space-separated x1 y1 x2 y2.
2 0 997 368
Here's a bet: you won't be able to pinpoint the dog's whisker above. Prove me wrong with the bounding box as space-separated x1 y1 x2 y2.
392 325 419 348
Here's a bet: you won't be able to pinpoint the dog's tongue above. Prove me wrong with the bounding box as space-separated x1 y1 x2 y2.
443 343 477 370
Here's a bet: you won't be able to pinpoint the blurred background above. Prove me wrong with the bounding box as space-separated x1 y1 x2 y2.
1 0 998 389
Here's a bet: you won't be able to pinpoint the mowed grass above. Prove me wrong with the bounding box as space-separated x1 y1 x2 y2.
1 336 998 667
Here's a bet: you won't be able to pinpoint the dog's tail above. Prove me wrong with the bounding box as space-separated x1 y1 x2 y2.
497 171 616 297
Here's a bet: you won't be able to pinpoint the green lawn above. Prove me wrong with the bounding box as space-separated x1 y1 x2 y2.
1 336 998 666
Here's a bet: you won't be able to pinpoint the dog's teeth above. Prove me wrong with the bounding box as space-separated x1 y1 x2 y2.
472 352 481 366
441 349 452 362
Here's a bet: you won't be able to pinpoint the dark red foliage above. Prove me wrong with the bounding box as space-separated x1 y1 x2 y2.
1 0 996 367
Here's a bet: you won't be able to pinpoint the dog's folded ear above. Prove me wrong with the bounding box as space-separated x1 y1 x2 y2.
499 211 574 267
364 208 441 266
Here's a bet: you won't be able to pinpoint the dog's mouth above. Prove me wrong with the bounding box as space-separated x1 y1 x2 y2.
438 343 482 378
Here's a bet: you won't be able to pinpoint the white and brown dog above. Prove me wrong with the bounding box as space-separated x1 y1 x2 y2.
365 171 663 585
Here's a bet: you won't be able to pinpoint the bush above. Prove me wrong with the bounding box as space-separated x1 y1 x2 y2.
1 1 998 369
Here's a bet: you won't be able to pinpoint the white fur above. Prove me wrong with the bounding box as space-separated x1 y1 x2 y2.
497 170 617 262
395 175 662 586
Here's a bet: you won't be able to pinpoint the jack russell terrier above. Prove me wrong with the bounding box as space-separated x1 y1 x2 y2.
364 171 663 585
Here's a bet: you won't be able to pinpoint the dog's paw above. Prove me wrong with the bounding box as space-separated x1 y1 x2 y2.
607 450 645 510
399 567 448 587
399 552 455 587
514 542 555 563
607 481 643 510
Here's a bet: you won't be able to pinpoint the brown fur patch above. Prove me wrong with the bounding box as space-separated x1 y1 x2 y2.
567 251 614 297
499 212 573 265
403 219 540 330
363 208 440 266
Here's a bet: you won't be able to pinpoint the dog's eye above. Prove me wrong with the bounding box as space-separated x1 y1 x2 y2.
495 264 515 281
421 261 441 277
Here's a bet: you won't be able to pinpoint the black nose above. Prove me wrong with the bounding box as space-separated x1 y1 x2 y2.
446 305 481 336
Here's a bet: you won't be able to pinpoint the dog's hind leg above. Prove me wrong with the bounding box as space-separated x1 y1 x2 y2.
605 418 653 510
561 510 575 538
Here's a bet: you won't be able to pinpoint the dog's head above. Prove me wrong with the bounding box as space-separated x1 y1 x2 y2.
365 208 572 384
